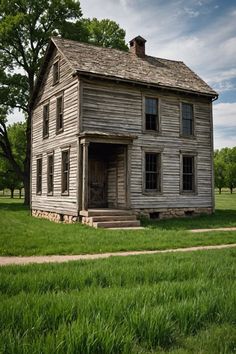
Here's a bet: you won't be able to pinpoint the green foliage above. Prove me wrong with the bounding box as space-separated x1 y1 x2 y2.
0 122 25 194
83 18 128 50
214 147 236 193
0 249 235 352
0 0 128 204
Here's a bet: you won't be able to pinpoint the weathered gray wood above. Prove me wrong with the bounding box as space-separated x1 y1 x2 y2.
31 44 214 218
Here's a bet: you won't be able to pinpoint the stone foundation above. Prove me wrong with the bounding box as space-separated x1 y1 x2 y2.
135 207 213 220
32 209 79 224
32 207 213 224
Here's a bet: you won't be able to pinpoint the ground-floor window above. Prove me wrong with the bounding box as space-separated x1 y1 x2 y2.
47 153 54 195
145 152 161 192
36 157 42 194
61 150 69 195
182 155 195 192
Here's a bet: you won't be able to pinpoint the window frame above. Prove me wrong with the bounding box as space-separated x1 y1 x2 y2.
56 94 64 133
180 102 195 138
180 152 197 194
143 95 161 134
52 60 60 85
42 103 49 139
36 156 42 195
47 152 54 196
61 148 70 196
142 148 162 195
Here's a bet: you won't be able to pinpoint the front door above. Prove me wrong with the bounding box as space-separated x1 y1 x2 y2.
88 159 107 208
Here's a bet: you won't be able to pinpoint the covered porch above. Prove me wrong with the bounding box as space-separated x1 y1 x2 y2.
78 131 137 213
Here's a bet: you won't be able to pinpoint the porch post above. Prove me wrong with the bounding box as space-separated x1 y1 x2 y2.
82 141 89 210
126 144 132 209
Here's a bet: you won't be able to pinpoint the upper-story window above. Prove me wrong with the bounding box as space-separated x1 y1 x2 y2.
53 61 59 85
182 103 194 136
145 152 161 192
43 103 49 138
182 155 195 192
145 97 159 131
56 95 64 133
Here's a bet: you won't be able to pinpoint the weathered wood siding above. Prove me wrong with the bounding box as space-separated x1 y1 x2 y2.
31 48 79 215
82 79 213 210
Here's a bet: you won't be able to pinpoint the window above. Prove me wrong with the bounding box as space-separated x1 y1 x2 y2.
47 154 54 194
56 96 63 132
145 153 161 191
61 150 69 194
182 103 193 136
53 61 59 85
182 155 195 192
43 104 49 138
145 98 158 131
36 157 42 194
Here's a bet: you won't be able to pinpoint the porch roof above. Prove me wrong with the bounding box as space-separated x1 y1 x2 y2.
78 131 138 144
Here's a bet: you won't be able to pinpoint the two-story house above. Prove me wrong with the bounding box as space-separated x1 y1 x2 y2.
31 36 218 228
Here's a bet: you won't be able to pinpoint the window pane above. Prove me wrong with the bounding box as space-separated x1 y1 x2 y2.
43 104 49 137
182 103 193 136
145 153 160 191
145 98 158 131
48 155 54 194
53 61 59 84
183 156 194 191
62 151 69 194
36 158 42 194
56 96 63 131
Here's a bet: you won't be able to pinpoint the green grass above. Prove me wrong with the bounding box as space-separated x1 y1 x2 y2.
0 192 236 256
0 249 235 353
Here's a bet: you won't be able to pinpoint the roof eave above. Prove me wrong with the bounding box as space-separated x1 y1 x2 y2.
74 69 218 99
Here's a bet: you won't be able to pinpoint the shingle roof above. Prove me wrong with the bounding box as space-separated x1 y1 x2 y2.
52 37 217 97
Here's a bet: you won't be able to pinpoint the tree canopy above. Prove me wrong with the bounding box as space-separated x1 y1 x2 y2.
0 0 128 205
214 147 236 193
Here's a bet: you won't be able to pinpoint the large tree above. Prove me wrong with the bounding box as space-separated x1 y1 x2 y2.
0 122 25 197
0 0 127 205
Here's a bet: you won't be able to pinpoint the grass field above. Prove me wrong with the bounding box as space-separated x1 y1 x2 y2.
0 192 236 256
0 248 235 353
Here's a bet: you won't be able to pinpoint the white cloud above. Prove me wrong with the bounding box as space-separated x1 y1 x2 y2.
213 102 236 127
213 102 236 149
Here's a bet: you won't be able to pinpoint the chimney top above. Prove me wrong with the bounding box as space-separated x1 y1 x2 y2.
129 36 146 57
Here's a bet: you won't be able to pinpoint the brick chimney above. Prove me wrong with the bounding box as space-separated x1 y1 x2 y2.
129 36 146 57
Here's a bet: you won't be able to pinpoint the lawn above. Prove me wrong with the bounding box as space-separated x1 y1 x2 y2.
0 192 236 256
0 248 235 353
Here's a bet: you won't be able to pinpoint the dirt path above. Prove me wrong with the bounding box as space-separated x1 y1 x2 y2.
190 227 236 233
0 243 236 266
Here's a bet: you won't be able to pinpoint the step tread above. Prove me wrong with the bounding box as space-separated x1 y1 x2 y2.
91 215 137 222
80 209 134 217
93 220 141 229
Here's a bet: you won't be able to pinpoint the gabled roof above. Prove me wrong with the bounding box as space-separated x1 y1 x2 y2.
51 36 217 98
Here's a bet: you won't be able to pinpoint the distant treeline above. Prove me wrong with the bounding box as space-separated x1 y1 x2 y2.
214 147 236 194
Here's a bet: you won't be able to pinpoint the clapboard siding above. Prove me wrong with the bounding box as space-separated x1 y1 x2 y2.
31 47 79 215
82 79 213 210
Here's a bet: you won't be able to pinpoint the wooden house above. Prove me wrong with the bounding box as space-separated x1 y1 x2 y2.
30 36 218 228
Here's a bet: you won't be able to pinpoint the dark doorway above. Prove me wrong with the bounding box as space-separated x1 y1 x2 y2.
88 158 107 208
88 144 109 208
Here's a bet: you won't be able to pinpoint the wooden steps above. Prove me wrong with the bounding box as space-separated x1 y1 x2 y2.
80 209 141 229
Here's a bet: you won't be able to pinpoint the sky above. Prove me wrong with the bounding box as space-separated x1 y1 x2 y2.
10 0 236 149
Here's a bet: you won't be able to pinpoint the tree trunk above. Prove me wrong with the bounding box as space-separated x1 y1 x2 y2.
10 188 14 198
23 110 32 206
230 187 233 194
19 188 22 199
219 187 221 194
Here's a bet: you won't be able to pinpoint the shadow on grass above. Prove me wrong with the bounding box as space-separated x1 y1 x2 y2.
142 209 236 230
0 201 28 212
